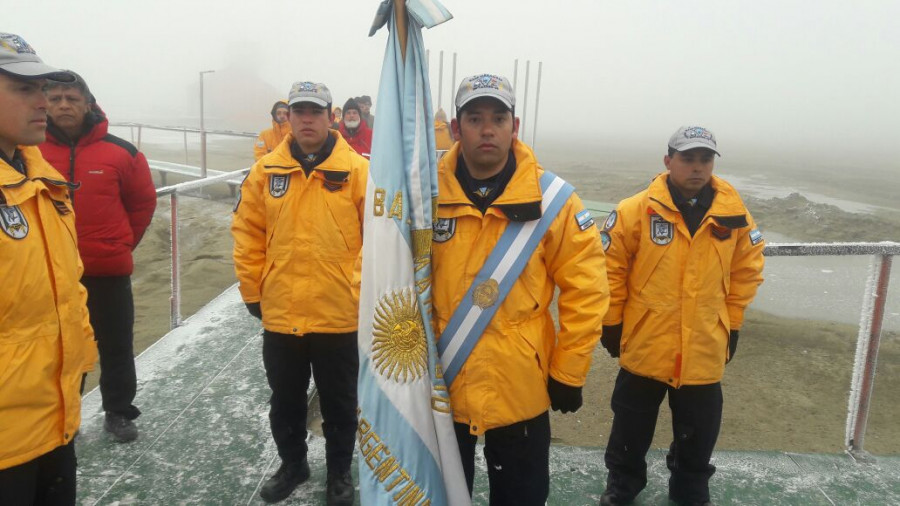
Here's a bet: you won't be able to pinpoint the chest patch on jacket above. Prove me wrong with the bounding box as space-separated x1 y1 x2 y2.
650 215 673 245
269 174 290 198
0 205 29 239
711 224 731 241
323 181 343 193
433 218 456 243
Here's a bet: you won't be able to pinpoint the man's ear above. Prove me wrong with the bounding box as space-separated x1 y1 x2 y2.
450 118 461 141
512 116 520 139
663 155 672 171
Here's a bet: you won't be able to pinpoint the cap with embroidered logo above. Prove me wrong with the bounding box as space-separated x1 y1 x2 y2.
455 74 515 112
288 81 332 108
0 33 74 82
668 126 720 156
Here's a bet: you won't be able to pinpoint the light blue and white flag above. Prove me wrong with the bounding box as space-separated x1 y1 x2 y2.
357 1 470 505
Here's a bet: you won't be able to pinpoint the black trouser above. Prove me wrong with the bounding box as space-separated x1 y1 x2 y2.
0 441 76 506
454 411 551 506
604 368 722 504
81 275 140 420
262 330 358 474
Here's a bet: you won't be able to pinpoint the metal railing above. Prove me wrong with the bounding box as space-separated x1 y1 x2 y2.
762 242 899 460
111 122 256 177
155 168 250 330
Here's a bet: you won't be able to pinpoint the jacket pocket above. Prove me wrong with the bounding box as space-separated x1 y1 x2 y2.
621 303 651 353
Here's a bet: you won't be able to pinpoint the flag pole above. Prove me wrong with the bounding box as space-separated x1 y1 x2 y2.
394 0 408 61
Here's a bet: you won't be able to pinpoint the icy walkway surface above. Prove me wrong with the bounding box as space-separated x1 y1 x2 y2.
76 285 900 505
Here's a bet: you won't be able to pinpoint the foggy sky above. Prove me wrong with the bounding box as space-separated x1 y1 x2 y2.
14 0 900 164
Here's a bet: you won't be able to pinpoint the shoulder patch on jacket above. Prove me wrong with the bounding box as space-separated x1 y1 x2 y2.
749 228 764 245
575 209 595 231
600 231 611 251
102 134 139 157
712 214 749 229
603 210 617 231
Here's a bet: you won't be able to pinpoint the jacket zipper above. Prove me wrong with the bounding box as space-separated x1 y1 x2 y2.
68 142 77 203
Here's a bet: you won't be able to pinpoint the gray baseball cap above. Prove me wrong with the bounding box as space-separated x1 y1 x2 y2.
455 74 515 111
668 126 721 156
0 33 74 82
288 81 332 108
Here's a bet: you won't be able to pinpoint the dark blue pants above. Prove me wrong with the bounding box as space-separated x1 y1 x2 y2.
454 411 551 506
604 368 722 504
0 441 76 506
262 330 358 474
81 275 140 420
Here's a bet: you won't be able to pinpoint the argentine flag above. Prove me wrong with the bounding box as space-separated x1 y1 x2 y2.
357 1 470 505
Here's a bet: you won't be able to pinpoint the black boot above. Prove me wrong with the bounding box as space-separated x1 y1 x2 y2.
326 471 354 506
104 412 138 443
600 490 633 505
260 459 310 503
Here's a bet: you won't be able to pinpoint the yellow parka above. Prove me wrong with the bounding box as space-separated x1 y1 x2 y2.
233 131 369 335
603 173 765 387
0 146 97 470
434 120 453 151
432 140 609 435
253 120 292 161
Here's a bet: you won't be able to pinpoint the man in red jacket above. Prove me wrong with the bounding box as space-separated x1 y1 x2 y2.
40 71 156 443
337 98 372 159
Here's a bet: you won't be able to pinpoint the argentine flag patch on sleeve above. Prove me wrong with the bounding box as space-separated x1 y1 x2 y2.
575 209 595 231
749 228 763 245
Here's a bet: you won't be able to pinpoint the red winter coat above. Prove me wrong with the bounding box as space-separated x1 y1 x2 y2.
40 105 157 276
338 122 373 159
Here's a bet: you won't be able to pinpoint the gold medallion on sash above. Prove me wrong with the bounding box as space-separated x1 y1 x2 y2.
472 278 500 309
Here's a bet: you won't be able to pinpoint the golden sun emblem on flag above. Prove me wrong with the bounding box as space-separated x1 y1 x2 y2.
372 288 427 383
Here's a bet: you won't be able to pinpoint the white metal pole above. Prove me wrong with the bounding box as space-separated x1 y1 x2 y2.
849 255 893 457
437 50 444 115
169 193 181 329
532 61 543 149
450 53 457 119
521 61 530 141
513 59 519 94
199 70 215 178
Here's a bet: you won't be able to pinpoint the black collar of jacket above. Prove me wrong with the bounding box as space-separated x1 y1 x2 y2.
0 149 26 176
290 134 337 174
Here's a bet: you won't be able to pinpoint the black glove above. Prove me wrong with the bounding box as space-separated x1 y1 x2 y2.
547 376 583 414
245 302 262 320
727 330 739 363
600 323 623 358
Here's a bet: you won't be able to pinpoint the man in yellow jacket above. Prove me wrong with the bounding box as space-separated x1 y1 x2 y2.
598 126 765 506
433 74 608 505
253 100 291 161
0 33 97 504
232 81 367 505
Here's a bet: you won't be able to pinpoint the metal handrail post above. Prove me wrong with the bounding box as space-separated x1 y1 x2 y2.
437 50 444 113
137 125 142 150
521 60 530 140
169 193 182 329
532 61 543 149
183 128 189 165
450 53 457 119
849 254 893 456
